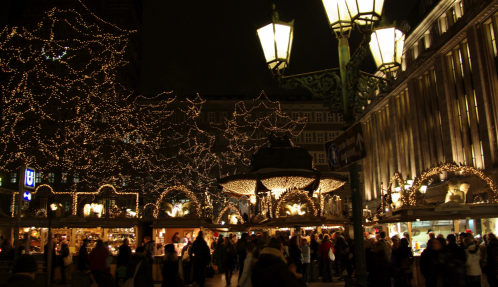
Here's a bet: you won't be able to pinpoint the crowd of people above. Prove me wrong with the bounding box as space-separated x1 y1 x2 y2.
2 228 498 287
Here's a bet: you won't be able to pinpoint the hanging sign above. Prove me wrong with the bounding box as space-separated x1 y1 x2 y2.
324 122 366 171
24 167 36 189
23 191 32 202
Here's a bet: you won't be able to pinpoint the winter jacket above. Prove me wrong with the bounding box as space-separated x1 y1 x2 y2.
221 243 237 270
309 239 318 261
238 252 254 287
319 240 335 262
117 244 132 267
126 253 154 287
302 244 310 263
77 244 90 271
59 243 70 266
161 258 180 287
465 243 482 276
251 247 301 287
486 239 498 275
89 246 109 271
189 237 211 268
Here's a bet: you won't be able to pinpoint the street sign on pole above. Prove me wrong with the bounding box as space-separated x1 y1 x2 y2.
23 167 36 189
324 122 366 171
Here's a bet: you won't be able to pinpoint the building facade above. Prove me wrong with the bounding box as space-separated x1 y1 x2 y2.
361 0 498 211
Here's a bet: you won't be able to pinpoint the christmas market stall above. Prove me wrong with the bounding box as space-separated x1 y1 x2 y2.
218 135 348 238
371 164 498 287
145 185 218 281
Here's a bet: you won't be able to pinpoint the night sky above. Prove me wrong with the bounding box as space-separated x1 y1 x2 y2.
141 0 417 98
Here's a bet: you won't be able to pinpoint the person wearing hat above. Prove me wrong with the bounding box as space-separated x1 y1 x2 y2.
0 254 40 287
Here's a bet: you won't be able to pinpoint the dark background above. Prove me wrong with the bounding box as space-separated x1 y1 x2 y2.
140 0 417 97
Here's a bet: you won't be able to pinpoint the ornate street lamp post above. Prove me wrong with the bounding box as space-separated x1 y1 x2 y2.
257 2 404 286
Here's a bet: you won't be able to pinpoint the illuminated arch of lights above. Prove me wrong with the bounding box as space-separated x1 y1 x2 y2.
152 185 202 219
275 189 317 218
216 203 244 224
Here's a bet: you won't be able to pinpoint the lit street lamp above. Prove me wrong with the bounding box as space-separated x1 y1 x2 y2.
256 1 404 286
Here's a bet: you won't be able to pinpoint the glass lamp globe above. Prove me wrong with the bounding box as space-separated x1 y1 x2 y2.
370 26 405 72
257 5 294 75
345 0 385 26
322 0 352 38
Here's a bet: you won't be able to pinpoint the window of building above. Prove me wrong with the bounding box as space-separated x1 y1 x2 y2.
197 112 204 123
317 132 324 142
124 134 130 143
488 22 498 57
35 173 41 184
292 112 299 121
208 112 215 123
221 112 228 120
327 112 334 122
73 173 79 183
48 173 54 183
304 112 311 121
135 176 141 182
318 153 325 163
339 115 345 122
61 173 67 183
136 135 142 144
316 112 323 122
122 178 127 187
11 173 17 183
328 132 336 140
294 134 300 143
305 133 312 142
438 16 448 35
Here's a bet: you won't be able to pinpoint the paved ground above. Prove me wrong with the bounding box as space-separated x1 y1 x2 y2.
176 271 347 287
47 270 347 287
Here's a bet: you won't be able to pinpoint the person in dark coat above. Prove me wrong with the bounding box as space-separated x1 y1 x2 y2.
116 238 132 285
213 234 224 273
392 238 413 287
143 236 156 264
43 239 57 282
486 232 498 287
310 234 319 261
58 240 70 284
236 233 248 280
446 234 466 263
161 244 181 287
0 254 40 287
126 247 154 287
288 236 303 274
189 231 211 287
221 237 237 285
77 239 90 271
0 236 13 261
251 239 301 287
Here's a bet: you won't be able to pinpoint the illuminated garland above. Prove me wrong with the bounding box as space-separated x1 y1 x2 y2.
11 184 74 217
73 184 139 217
151 185 202 219
275 189 318 218
318 178 347 194
409 163 498 205
215 203 244 224
221 179 257 196
261 176 315 191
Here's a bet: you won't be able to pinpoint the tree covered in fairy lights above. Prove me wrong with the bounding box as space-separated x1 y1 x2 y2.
0 1 141 194
0 1 308 218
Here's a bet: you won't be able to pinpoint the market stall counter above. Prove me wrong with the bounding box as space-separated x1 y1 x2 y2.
149 218 216 282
